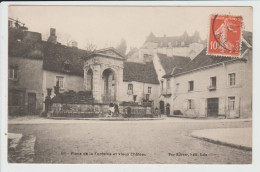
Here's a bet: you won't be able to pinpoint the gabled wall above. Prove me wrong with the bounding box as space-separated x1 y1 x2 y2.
171 60 252 118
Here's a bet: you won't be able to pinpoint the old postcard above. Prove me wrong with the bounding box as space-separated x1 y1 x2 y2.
3 5 253 166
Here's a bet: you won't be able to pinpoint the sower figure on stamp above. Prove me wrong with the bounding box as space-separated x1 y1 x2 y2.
215 18 237 51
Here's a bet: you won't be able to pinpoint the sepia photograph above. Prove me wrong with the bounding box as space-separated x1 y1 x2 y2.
5 5 253 164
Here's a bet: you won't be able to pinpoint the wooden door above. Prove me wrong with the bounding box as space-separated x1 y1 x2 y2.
207 98 219 117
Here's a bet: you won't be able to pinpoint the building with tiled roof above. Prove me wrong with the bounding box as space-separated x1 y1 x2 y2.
157 53 191 77
8 20 160 116
158 31 252 119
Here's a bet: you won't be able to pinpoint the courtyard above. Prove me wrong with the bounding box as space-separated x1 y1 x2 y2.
8 117 252 164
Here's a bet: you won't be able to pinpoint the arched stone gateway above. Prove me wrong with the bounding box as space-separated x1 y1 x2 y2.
83 47 125 103
102 68 117 103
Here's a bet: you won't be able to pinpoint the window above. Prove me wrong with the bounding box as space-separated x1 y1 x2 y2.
228 97 235 111
188 99 194 109
188 81 194 92
146 94 150 101
133 95 137 102
210 77 217 87
8 66 18 80
128 84 133 94
166 79 170 89
64 64 70 72
229 73 236 86
9 90 23 106
161 80 164 91
56 76 64 89
148 87 152 94
64 60 70 72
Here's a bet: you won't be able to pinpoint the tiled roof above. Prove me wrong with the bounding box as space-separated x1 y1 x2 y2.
173 44 250 77
157 53 191 74
42 42 89 76
164 31 252 77
123 61 159 84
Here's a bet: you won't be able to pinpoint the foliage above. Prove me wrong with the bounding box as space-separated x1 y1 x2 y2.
116 38 127 56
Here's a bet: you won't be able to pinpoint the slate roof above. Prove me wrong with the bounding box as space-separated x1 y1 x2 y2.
123 61 159 84
157 53 191 75
9 28 90 76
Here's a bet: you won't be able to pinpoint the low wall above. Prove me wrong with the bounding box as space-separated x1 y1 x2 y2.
50 102 153 118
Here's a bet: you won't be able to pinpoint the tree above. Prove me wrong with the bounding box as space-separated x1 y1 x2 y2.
126 47 139 58
85 41 97 52
116 38 127 56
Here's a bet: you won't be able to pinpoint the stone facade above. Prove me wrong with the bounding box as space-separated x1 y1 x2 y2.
84 54 124 103
43 70 85 98
170 58 252 118
8 57 44 115
83 48 160 108
51 102 153 118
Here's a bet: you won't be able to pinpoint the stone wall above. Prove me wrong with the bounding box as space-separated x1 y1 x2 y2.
51 102 153 118
9 57 43 115
43 70 85 98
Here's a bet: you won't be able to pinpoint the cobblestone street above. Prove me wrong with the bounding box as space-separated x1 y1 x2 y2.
8 118 252 164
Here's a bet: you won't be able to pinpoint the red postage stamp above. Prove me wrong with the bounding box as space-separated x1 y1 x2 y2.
207 14 243 57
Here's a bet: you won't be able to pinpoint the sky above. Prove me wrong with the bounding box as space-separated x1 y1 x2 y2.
9 6 252 52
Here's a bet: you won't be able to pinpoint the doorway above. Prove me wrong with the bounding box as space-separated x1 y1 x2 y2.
207 98 219 117
159 101 164 115
28 93 36 115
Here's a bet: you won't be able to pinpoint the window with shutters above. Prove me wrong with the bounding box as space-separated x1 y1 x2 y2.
188 99 194 109
228 73 236 86
228 97 235 111
127 84 133 94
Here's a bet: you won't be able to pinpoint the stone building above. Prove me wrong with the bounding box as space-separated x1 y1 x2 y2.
8 21 44 116
8 18 252 118
83 47 159 105
8 19 89 116
8 19 159 116
127 31 205 64
162 31 252 118
42 28 87 100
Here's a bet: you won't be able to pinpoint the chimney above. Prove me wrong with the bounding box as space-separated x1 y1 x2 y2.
71 41 78 48
47 28 57 44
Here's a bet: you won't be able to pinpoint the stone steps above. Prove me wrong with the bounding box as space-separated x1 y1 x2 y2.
9 134 36 163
